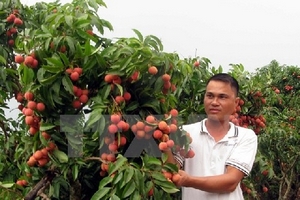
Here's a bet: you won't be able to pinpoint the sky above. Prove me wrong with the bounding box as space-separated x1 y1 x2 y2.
21 0 300 73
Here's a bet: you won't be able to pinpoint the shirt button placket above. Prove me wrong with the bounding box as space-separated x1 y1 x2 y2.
210 144 218 171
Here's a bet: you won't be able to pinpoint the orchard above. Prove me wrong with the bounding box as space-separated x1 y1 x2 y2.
0 0 299 200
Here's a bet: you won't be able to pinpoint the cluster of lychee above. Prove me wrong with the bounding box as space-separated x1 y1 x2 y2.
15 91 46 135
66 66 82 82
65 67 90 109
6 9 23 47
106 114 130 153
128 109 180 150
99 114 129 176
229 96 267 134
153 109 195 159
26 141 56 168
104 74 132 105
72 85 89 109
14 52 39 68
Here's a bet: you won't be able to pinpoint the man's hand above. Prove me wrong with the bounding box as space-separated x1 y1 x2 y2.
172 166 245 193
172 170 189 187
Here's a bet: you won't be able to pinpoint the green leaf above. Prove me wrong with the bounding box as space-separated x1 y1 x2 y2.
0 55 6 64
98 85 110 101
130 162 140 169
59 52 70 66
121 180 135 198
35 33 52 38
91 45 104 56
145 181 154 196
65 36 76 54
91 187 110 200
115 83 123 96
52 149 68 163
84 39 92 55
145 157 162 167
161 152 168 164
109 155 127 175
37 68 46 82
72 164 79 180
65 133 83 145
149 35 163 51
39 73 61 85
0 68 7 80
39 123 56 131
134 168 145 192
85 110 103 128
112 171 123 185
42 64 64 73
123 167 134 185
41 24 50 33
74 19 91 28
144 37 160 51
88 0 99 11
110 194 120 200
65 15 73 27
45 13 57 23
45 56 65 68
125 101 139 112
154 76 164 91
153 179 179 193
129 190 140 200
74 43 84 58
159 184 179 193
151 171 167 182
162 163 178 173
100 46 118 58
21 66 35 85
93 17 104 34
52 179 60 198
99 176 113 188
132 29 143 42
76 13 89 21
0 182 14 188
62 76 74 95
120 57 132 71
141 100 161 114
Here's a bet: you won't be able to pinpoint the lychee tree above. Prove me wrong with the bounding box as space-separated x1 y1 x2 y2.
241 61 300 200
1 0 194 199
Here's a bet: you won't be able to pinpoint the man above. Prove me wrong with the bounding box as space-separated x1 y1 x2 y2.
167 73 258 199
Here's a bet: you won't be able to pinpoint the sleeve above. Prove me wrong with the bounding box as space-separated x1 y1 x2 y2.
173 151 185 169
225 130 258 176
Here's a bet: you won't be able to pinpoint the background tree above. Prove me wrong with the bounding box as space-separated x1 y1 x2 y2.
243 61 300 200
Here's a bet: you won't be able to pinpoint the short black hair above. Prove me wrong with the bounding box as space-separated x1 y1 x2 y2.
206 73 239 96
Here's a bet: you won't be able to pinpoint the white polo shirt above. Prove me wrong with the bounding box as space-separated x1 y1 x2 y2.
175 119 257 200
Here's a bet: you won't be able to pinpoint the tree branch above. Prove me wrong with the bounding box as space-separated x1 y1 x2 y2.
24 170 56 200
281 155 299 200
37 182 50 200
85 156 106 163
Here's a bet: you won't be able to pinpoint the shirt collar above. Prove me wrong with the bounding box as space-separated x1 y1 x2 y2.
200 118 238 139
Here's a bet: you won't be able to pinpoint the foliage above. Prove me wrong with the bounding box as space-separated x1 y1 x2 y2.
1 0 192 199
242 61 300 200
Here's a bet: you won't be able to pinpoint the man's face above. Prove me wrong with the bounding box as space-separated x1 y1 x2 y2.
204 80 239 122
